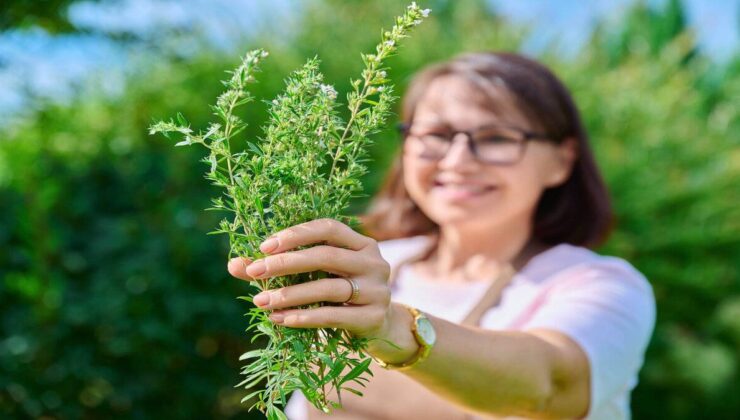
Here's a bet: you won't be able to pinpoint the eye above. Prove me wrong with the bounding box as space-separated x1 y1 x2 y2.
420 132 451 141
411 127 451 141
474 127 521 144
476 134 517 144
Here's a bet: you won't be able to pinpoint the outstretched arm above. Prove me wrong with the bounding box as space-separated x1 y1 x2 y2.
227 218 590 419
374 304 590 418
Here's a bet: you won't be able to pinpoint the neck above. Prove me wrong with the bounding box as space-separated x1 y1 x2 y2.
428 214 547 279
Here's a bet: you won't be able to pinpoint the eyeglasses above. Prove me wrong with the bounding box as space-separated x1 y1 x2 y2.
398 122 551 165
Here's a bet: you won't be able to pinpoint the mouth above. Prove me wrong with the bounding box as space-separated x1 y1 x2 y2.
432 181 498 201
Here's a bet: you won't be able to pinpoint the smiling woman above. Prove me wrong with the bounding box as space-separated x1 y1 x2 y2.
228 52 656 419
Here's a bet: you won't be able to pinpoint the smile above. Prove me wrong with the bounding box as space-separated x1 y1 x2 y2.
432 181 498 201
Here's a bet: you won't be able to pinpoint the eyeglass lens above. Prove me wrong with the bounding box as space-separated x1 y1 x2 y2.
408 126 525 164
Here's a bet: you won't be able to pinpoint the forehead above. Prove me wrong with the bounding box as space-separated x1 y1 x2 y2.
412 75 531 129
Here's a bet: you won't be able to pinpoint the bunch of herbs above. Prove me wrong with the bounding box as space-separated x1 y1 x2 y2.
149 3 429 418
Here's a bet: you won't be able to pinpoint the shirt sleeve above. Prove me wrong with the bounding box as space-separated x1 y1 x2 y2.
285 390 308 420
521 259 656 418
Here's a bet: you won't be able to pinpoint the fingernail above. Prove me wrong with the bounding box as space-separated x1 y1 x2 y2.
260 238 279 253
246 260 266 278
253 292 270 307
229 257 248 267
269 313 284 324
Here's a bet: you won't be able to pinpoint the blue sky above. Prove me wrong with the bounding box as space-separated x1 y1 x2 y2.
0 0 737 123
489 0 739 59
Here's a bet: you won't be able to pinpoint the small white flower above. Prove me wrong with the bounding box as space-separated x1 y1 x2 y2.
378 70 387 78
384 40 395 47
320 84 338 100
421 8 431 17
410 1 418 10
260 50 269 58
377 86 385 92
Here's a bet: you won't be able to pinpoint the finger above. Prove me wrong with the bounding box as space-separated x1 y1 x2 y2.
246 245 372 279
267 305 388 336
253 278 386 309
228 257 254 281
259 218 374 254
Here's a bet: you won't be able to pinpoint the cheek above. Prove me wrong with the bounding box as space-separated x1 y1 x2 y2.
526 144 572 188
400 151 552 226
498 168 545 211
496 155 557 213
402 153 431 202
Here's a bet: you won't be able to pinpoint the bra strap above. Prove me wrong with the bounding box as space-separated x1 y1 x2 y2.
460 264 516 326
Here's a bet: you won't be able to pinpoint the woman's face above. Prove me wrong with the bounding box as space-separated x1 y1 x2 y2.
402 75 577 232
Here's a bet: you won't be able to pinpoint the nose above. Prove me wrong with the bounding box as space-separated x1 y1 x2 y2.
438 133 477 169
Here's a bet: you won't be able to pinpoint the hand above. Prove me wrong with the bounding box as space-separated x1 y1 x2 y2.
227 218 393 340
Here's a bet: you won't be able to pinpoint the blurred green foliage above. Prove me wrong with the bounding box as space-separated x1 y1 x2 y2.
0 0 97 32
1 0 738 418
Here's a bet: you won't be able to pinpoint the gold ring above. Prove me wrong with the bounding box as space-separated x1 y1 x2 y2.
343 278 360 304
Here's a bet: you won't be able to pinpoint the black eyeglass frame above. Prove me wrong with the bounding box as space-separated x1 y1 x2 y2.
397 122 553 165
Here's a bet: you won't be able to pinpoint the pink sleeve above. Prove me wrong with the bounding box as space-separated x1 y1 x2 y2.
521 260 656 418
285 390 307 420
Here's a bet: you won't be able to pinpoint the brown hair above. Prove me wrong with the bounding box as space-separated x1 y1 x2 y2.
360 52 613 249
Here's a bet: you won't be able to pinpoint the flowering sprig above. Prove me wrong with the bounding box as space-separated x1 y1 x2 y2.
150 3 429 419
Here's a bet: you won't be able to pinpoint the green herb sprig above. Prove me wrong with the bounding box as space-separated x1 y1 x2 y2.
149 3 429 418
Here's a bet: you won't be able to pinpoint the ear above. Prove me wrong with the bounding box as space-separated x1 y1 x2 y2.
544 137 579 187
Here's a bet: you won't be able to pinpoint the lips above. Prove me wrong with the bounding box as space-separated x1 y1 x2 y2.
432 180 498 201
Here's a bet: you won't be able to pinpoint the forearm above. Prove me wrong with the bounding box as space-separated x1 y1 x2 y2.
367 302 572 418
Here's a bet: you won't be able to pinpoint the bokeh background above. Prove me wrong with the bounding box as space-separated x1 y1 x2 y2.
1 0 738 418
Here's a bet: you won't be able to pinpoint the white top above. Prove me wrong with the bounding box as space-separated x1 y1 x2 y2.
285 235 656 419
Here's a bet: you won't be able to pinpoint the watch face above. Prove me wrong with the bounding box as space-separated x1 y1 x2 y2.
416 317 436 345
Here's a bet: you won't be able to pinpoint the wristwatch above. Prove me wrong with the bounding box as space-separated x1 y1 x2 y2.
373 304 436 370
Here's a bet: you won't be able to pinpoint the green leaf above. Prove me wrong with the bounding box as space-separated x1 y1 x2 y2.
338 357 372 385
235 371 269 389
176 112 188 126
291 340 306 358
266 406 288 420
246 141 263 156
341 387 364 397
254 196 264 214
317 352 335 369
298 371 317 388
239 349 264 361
239 388 264 403
326 359 347 383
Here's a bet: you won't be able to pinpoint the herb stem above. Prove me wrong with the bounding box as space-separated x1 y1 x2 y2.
328 77 371 181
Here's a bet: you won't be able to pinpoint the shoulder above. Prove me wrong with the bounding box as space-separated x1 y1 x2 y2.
524 243 657 348
523 243 657 335
526 243 653 296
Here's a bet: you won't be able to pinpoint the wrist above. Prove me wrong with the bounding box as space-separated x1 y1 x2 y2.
366 302 419 365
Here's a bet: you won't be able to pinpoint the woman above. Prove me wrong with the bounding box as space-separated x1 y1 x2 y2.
228 52 655 419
